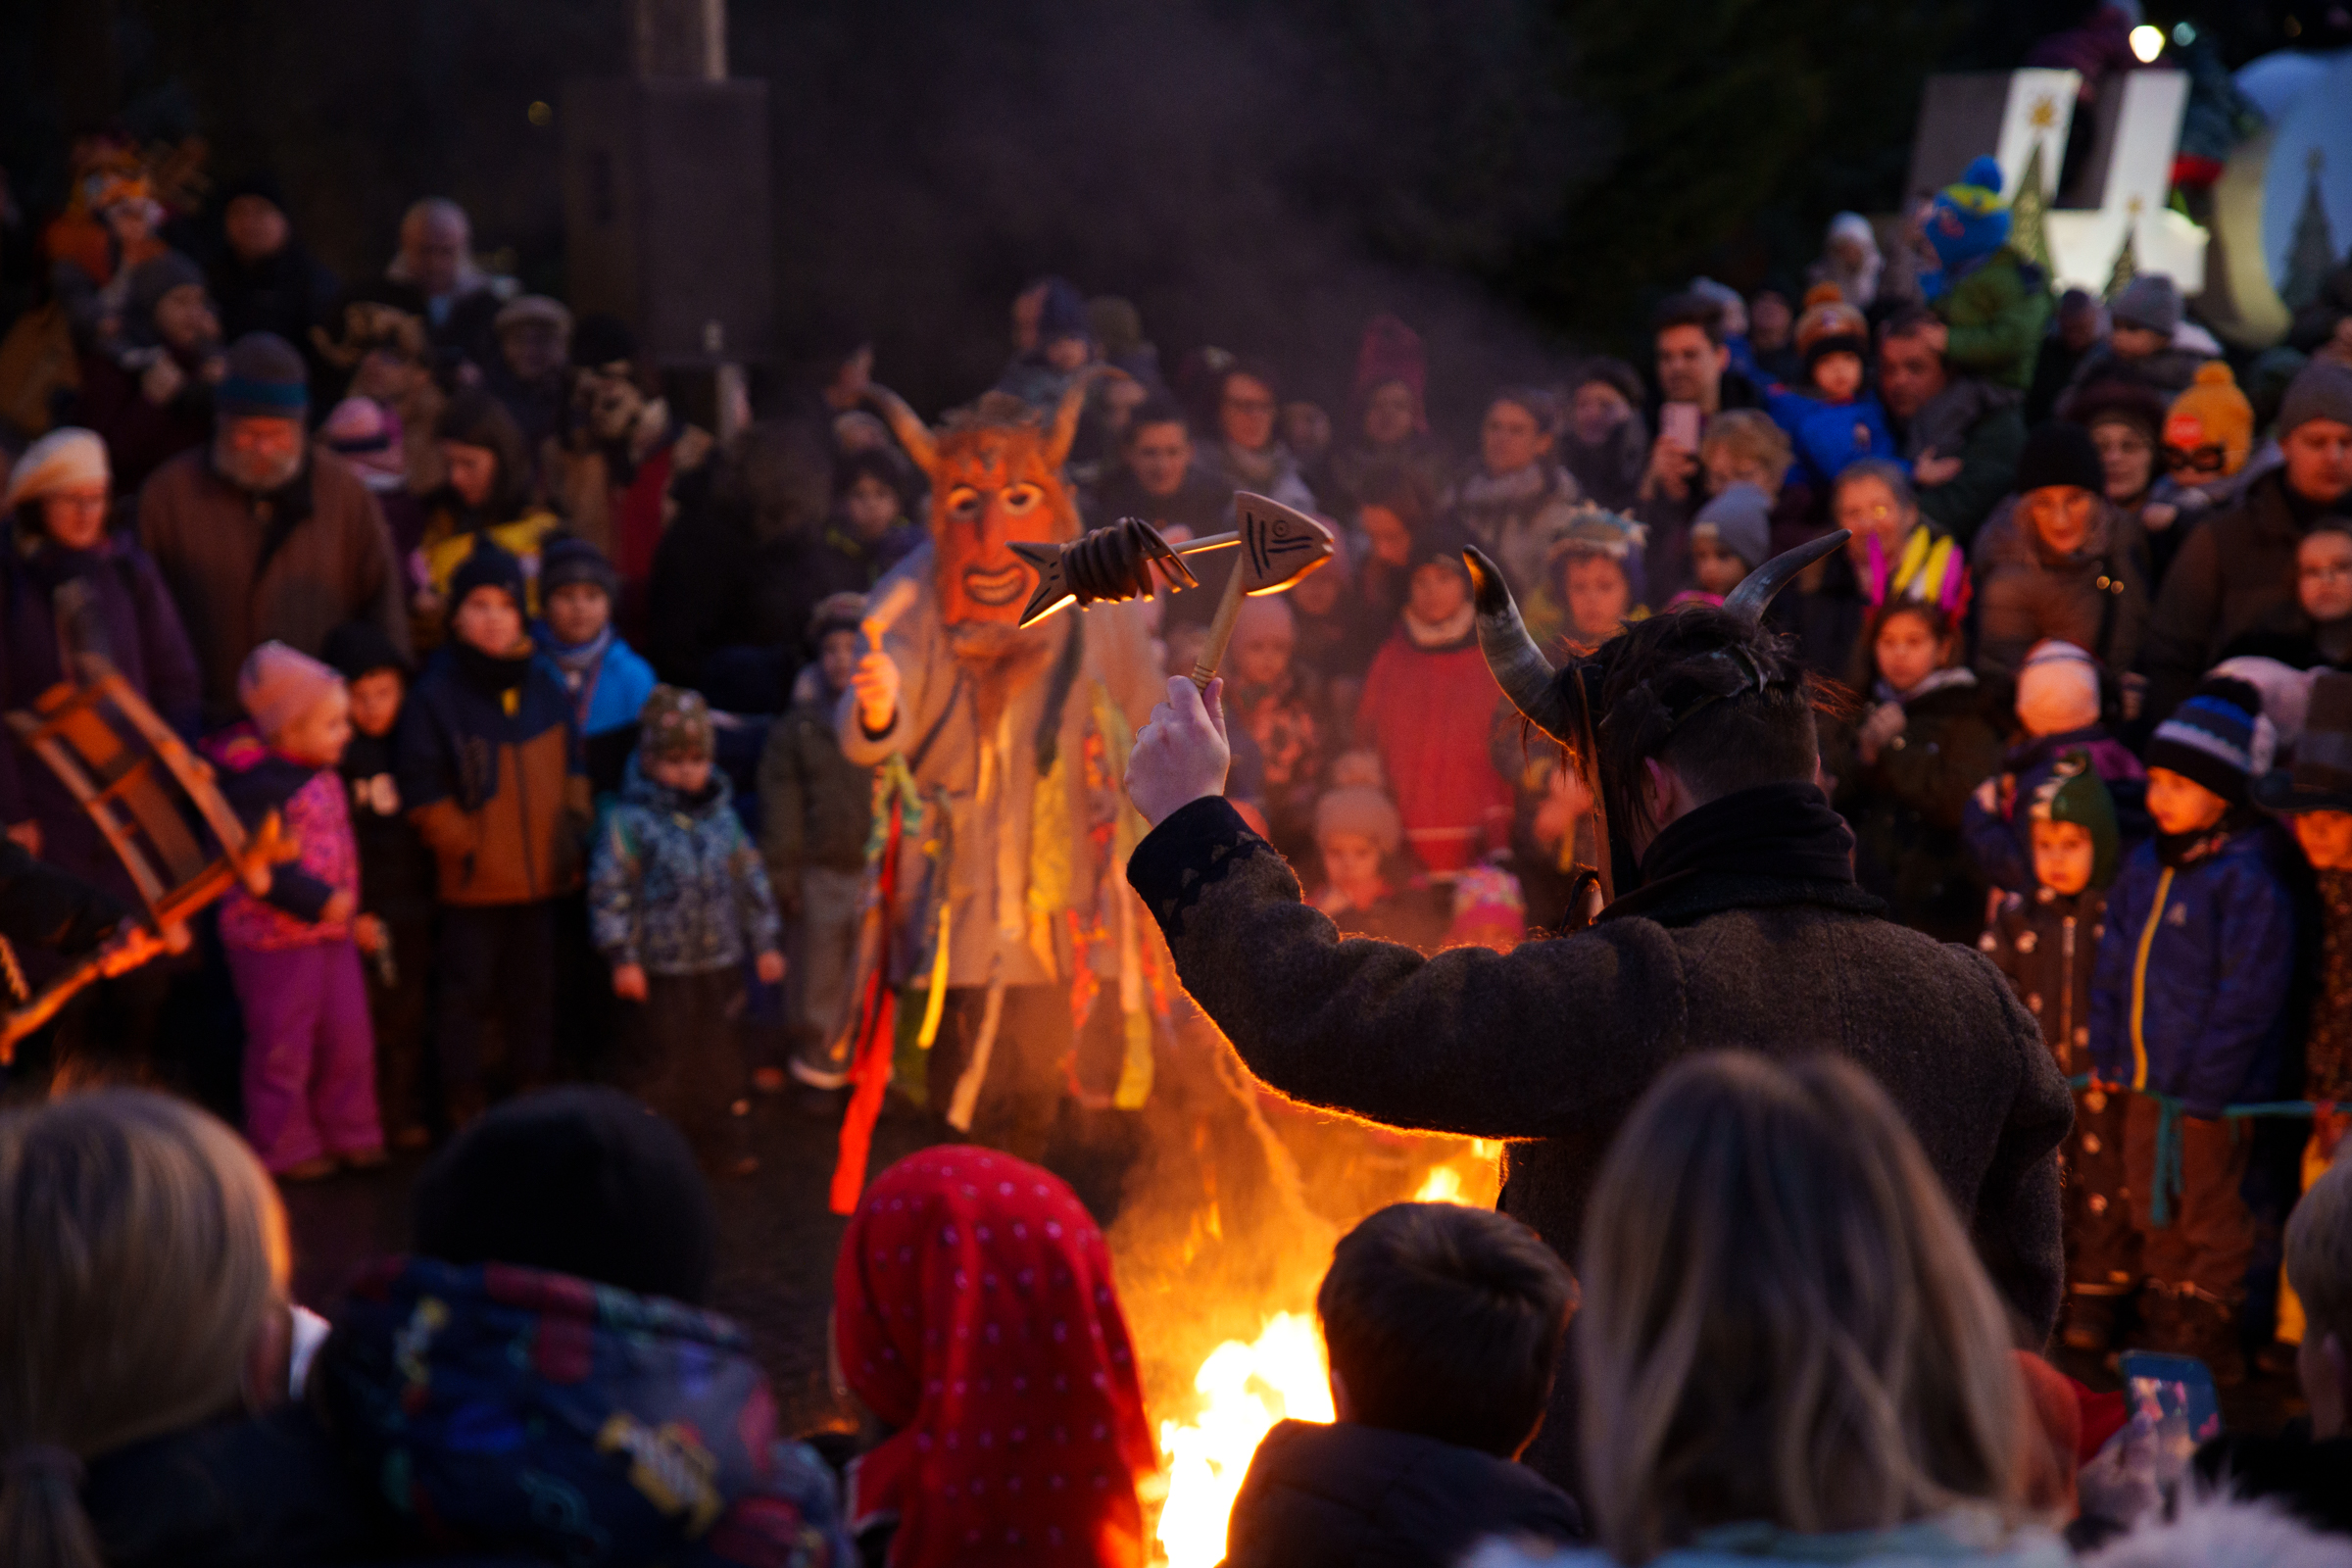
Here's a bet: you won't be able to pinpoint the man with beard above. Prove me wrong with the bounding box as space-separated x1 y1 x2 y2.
547 316 717 648
137 331 409 726
833 383 1163 1156
1119 534 2069 1492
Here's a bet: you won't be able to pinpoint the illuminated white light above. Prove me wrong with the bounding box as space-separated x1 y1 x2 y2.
2129 24 2164 62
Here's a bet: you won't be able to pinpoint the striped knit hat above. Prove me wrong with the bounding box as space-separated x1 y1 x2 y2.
2146 676 2276 809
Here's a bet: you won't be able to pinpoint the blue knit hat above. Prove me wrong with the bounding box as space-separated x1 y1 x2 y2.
2147 676 2276 809
1926 155 2011 276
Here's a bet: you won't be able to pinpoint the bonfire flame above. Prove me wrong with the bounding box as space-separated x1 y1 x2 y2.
1153 1142 1500 1563
1155 1312 1335 1567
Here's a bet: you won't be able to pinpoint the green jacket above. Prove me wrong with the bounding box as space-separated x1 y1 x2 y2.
1938 247 2050 392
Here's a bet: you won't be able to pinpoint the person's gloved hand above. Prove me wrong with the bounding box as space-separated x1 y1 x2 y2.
1125 676 1230 826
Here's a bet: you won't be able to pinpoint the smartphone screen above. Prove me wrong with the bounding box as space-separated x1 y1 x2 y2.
1662 401 1702 451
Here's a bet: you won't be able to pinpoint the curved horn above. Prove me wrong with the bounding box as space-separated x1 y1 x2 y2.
1043 365 1105 470
1464 545 1578 746
1721 528 1849 624
863 385 938 478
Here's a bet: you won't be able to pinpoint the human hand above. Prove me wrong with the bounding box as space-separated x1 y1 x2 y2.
1920 318 1949 357
5 820 41 857
2140 502 2177 532
612 962 649 1002
756 950 785 985
1913 447 1962 487
140 355 186 406
321 889 358 926
1125 676 1231 826
354 914 386 954
1856 702 1906 764
1642 436 1694 502
853 650 901 734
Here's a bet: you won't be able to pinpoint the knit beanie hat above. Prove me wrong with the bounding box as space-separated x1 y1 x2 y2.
1445 864 1527 953
447 540 524 620
237 640 344 738
412 1085 717 1305
493 293 572 340
318 396 407 492
1035 276 1091 343
808 590 868 647
2015 421 2107 495
2108 273 2182 336
217 331 309 419
2254 670 2352 814
2147 676 2276 809
2016 640 2102 737
1794 291 1869 370
321 619 409 682
2 426 109 514
2071 378 2168 451
1691 482 1772 569
539 535 620 601
1314 785 1402 857
125 249 207 322
2210 656 2317 753
2278 361 2352 440
639 684 714 762
1546 503 1648 566
2163 362 2254 477
1927 156 2011 273
2030 748 2123 892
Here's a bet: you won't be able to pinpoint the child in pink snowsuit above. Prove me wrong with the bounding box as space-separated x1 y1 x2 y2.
216 642 383 1178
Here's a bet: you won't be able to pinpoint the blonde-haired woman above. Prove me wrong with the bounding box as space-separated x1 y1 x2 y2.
0 1089 363 1568
1477 1052 2068 1568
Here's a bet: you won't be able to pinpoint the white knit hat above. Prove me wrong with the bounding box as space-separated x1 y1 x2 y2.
3 427 109 514
2015 640 2101 739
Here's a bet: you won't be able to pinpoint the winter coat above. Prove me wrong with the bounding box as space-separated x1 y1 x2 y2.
1983 885 2107 1075
137 448 411 726
1223 1418 1584 1568
1971 497 2151 680
838 541 1162 990
2140 469 2350 725
398 646 590 906
1470 1510 2070 1568
1127 783 2071 1492
591 759 781 976
1960 729 2146 895
1355 622 1515 874
1936 247 2052 392
1828 672 2007 944
541 629 659 794
211 242 341 391
339 727 437 921
1443 463 1582 600
1899 395 2027 551
2064 342 2209 404
71 346 215 495
759 680 873 887
211 727 356 949
1766 384 1899 491
0 523 202 901
2090 822 2301 1116
315 1255 852 1567
81 1404 388 1568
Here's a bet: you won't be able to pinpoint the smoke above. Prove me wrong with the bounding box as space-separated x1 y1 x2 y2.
734 0 1603 422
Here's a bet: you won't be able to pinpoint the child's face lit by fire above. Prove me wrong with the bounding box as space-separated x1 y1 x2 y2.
1872 608 1946 696
347 669 404 739
1563 555 1631 643
452 586 524 657
1810 351 1863 403
647 753 712 794
274 684 353 769
1319 832 1383 908
1408 562 1468 625
2146 766 2229 836
819 630 860 696
545 582 611 648
2290 809 2352 871
1690 532 1746 597
2031 818 2095 898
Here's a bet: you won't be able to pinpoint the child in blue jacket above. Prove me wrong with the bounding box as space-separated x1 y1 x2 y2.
2089 676 2299 1383
1766 289 1897 491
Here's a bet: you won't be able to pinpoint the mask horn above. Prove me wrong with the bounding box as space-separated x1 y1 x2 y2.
863 385 938 479
1464 545 1577 746
1043 367 1102 471
1720 529 1849 624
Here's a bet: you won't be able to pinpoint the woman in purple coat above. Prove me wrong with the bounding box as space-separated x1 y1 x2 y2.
0 427 202 907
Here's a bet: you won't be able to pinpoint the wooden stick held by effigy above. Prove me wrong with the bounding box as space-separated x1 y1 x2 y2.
1011 492 1335 689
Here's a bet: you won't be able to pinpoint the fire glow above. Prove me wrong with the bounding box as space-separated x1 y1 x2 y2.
1151 1141 1497 1564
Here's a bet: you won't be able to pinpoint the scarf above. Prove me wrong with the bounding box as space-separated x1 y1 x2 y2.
1402 600 1476 650
833 1148 1153 1568
1221 438 1298 494
2154 811 2248 869
1875 665 1978 708
455 640 535 699
1600 781 1859 925
1452 461 1556 512
547 624 612 690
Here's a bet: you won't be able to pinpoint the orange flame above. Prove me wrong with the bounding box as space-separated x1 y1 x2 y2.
1154 1311 1334 1567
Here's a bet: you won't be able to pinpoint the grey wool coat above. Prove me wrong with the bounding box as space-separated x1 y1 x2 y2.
1127 790 2071 1490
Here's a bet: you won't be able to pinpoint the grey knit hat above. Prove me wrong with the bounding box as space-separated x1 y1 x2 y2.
218 331 309 418
1691 482 1772 570
2278 362 2352 438
2108 274 2180 336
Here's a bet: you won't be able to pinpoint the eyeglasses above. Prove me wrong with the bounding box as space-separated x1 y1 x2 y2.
2165 443 2228 475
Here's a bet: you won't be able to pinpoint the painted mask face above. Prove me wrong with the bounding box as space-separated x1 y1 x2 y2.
887 388 1090 628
